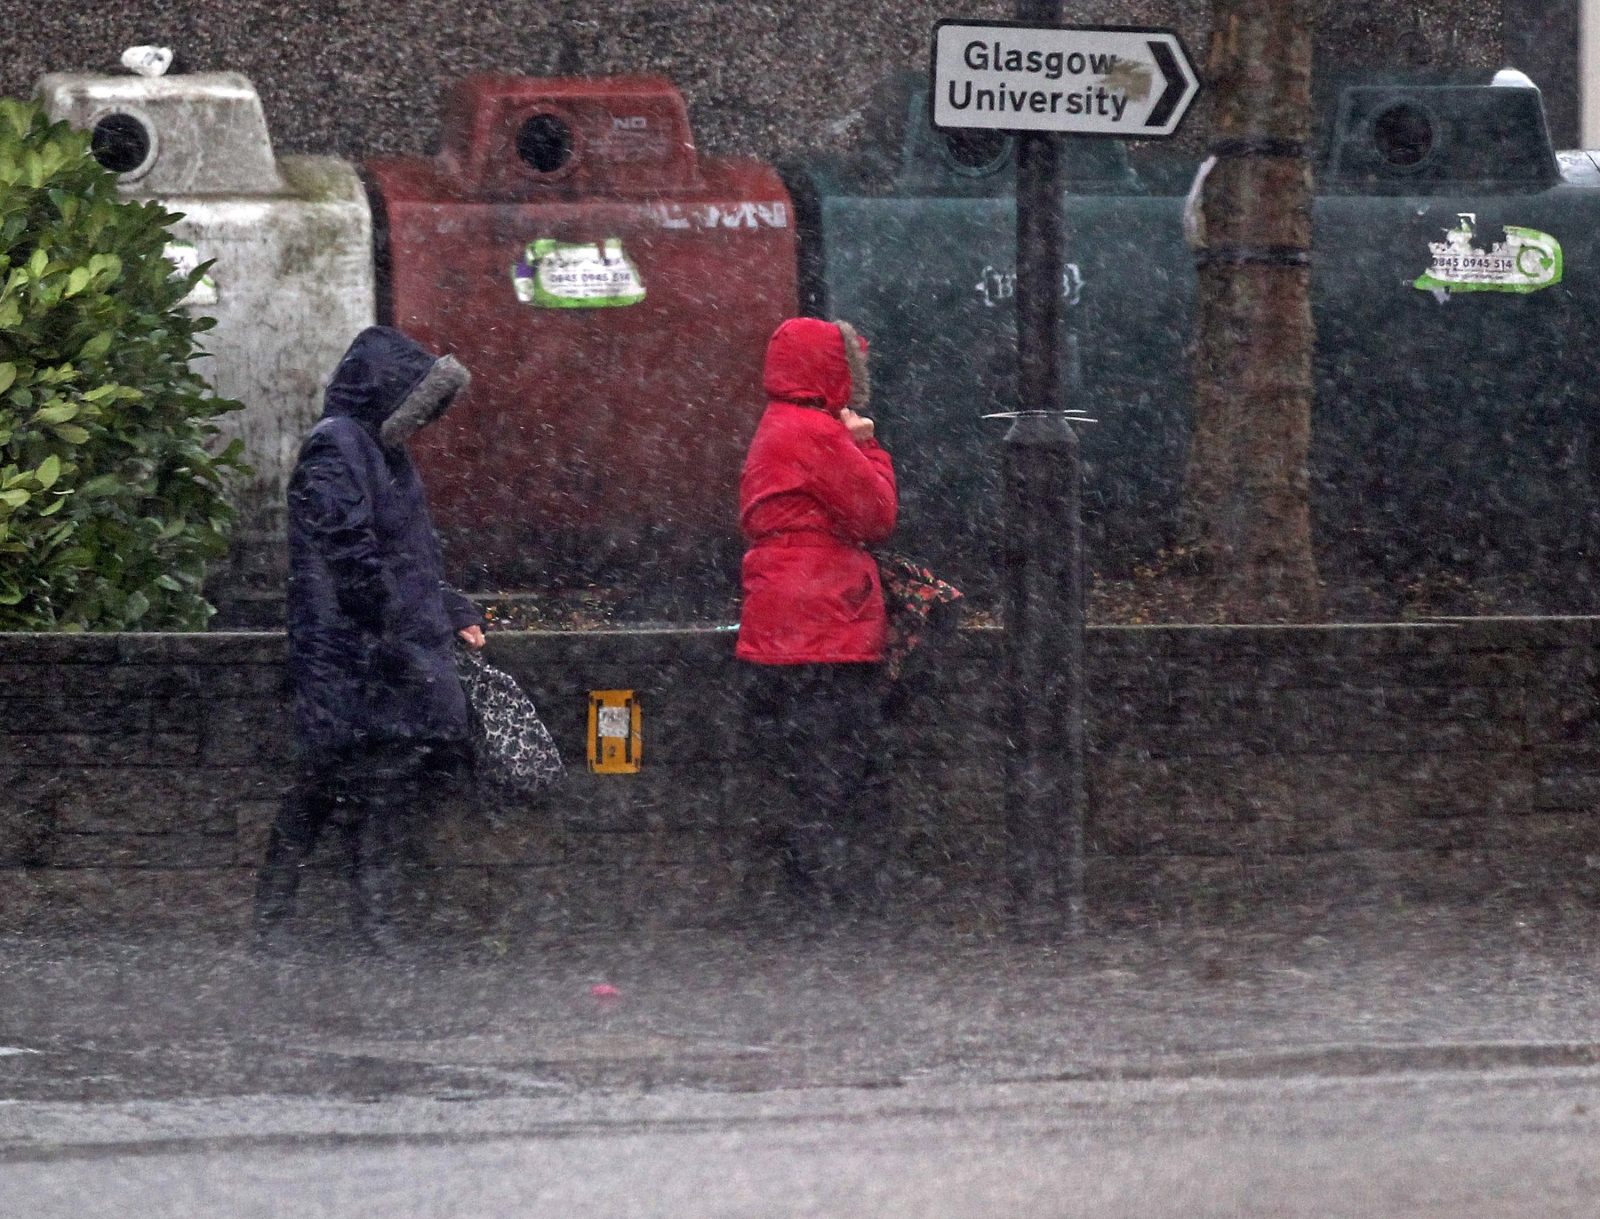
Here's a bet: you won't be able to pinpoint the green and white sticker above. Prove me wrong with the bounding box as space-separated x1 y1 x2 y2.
511 239 646 308
1413 213 1562 295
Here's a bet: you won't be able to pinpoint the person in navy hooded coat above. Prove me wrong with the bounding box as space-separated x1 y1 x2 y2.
254 326 483 952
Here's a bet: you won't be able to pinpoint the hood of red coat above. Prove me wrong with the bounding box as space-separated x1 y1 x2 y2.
762 318 860 416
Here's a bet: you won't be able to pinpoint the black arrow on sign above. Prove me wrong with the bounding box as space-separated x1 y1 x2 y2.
1145 40 1185 127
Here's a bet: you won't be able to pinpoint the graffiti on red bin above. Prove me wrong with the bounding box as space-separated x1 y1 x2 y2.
647 201 790 230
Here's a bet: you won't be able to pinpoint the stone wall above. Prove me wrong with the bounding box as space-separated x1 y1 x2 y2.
3 619 1598 935
1 2 1559 166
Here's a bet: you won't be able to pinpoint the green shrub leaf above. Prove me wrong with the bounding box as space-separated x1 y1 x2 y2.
77 331 111 361
76 473 121 497
30 401 78 425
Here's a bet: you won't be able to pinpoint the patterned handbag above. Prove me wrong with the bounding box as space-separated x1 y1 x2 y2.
454 648 564 796
876 553 963 679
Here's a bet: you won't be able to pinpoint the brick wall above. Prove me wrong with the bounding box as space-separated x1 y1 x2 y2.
2 618 1598 935
0 632 291 929
1084 620 1600 911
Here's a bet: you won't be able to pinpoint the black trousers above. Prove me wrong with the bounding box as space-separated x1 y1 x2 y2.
744 662 887 904
254 740 465 939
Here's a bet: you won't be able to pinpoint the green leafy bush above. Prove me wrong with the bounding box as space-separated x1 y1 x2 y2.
0 98 243 630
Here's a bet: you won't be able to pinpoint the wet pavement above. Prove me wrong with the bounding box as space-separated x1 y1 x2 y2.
6 903 1600 1103
5 901 1600 1213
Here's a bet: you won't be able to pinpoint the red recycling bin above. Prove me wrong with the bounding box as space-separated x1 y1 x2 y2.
366 75 798 607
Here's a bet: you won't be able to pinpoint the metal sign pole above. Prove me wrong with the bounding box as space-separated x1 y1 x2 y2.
933 10 1196 937
1001 413 1084 938
1004 0 1084 937
1015 1 1065 422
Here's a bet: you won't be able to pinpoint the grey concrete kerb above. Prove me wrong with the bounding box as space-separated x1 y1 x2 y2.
8 1052 1600 1161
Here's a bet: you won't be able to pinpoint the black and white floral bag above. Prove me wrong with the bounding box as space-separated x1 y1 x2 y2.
455 648 564 796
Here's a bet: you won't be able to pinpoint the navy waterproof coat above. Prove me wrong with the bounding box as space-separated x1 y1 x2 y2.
286 327 482 762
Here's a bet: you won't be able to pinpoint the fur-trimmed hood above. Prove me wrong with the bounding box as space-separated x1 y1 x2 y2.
761 317 869 418
321 326 471 447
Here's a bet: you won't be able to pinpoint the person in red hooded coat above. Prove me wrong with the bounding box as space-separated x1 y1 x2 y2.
737 317 896 907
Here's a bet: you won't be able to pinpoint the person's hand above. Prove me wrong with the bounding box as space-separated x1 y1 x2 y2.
458 625 486 649
839 408 875 444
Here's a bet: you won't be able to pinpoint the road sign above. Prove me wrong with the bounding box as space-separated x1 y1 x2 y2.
932 21 1200 138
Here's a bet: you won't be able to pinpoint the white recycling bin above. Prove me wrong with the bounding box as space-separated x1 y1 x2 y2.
37 64 375 625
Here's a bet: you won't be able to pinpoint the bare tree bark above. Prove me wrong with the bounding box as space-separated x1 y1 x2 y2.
1182 0 1320 622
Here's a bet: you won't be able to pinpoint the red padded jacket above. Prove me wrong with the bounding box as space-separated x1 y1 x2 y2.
736 318 897 664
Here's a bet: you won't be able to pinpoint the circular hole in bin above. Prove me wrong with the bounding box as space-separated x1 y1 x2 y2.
942 129 1013 176
1373 103 1435 167
90 113 152 175
517 114 574 174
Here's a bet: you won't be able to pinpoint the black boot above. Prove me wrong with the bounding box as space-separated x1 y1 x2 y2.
350 798 409 959
253 827 301 944
252 785 332 952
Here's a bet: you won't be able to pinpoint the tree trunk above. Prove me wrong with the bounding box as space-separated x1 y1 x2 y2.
1182 0 1320 622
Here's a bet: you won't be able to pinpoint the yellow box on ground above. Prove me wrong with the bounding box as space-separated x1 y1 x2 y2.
588 690 641 773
